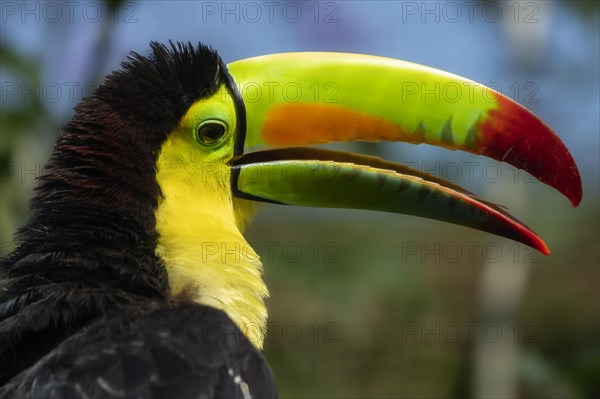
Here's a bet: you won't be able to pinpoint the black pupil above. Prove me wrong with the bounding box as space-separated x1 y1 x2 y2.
197 123 225 144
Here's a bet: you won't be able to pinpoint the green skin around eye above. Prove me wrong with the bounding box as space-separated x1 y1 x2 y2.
180 88 238 162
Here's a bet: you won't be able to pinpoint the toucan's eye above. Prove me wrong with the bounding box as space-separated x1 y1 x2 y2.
195 120 228 146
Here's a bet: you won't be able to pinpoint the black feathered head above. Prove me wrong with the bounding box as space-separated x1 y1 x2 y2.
32 42 235 231
2 42 240 305
96 41 226 143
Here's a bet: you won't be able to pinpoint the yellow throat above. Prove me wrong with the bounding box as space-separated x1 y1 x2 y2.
154 89 268 348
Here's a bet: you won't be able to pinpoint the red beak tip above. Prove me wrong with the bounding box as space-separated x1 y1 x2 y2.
529 233 551 256
570 189 583 208
539 243 551 257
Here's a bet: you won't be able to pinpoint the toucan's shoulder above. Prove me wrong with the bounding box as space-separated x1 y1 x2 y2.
1 303 277 399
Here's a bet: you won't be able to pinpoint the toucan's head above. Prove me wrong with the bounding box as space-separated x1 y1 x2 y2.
48 42 581 347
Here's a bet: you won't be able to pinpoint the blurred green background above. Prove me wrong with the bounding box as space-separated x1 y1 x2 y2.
1 1 598 398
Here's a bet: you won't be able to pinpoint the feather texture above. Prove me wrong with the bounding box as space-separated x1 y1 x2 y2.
0 41 276 397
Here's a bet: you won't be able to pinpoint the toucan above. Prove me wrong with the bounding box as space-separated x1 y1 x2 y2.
0 42 581 398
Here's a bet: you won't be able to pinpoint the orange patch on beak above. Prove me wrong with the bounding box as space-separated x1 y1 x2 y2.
262 103 417 146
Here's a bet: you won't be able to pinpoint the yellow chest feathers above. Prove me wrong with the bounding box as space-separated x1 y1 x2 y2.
154 134 267 348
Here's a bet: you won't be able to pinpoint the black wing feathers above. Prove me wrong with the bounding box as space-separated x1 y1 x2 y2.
2 305 277 398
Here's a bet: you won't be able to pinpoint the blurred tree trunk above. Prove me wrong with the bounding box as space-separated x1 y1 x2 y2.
473 1 553 397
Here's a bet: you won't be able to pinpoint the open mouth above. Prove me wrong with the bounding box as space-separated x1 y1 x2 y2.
225 52 582 255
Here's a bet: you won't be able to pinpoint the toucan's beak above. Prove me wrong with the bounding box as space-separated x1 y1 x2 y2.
226 53 582 255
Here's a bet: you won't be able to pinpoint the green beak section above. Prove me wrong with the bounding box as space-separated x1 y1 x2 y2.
231 148 548 255
229 52 496 148
227 52 582 255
